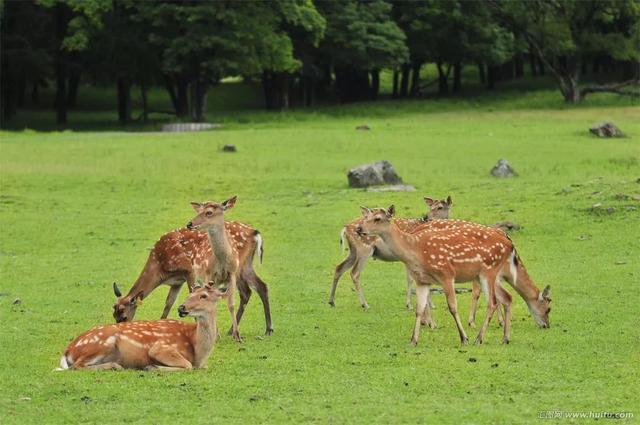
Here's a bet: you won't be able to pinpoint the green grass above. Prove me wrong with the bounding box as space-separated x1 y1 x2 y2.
1 95 639 424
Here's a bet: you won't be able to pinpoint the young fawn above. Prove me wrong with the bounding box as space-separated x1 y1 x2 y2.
330 196 452 310
357 206 551 346
112 211 272 336
186 196 255 342
58 285 226 371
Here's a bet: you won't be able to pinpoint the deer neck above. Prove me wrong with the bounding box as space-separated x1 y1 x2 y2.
376 222 421 264
206 222 233 269
193 310 217 368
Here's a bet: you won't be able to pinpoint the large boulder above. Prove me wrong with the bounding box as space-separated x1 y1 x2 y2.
589 122 624 138
490 159 517 178
347 160 403 188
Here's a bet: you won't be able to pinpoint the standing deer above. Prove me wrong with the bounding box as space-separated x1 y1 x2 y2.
58 285 227 371
186 196 254 342
112 217 272 336
357 206 551 346
330 196 452 311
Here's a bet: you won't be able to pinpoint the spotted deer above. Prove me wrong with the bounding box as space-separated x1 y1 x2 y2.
357 206 551 346
186 196 256 342
329 196 452 311
58 285 227 371
112 218 272 336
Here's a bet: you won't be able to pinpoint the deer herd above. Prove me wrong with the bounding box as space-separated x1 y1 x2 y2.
58 195 552 372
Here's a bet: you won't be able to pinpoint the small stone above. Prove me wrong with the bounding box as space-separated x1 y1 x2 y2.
249 395 259 402
615 261 627 265
493 221 520 232
347 160 403 188
491 363 499 368
490 159 517 178
222 144 237 152
80 396 92 404
589 122 624 138
19 397 31 401
356 124 371 130
577 234 591 241
468 357 477 363
12 298 21 305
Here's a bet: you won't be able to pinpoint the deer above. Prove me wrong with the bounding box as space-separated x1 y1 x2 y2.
58 285 227 371
330 196 452 312
185 196 256 342
356 206 551 346
112 212 272 337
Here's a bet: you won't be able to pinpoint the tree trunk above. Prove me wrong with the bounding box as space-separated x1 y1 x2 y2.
140 82 148 123
515 56 524 78
55 3 70 126
370 69 380 100
437 62 449 95
117 76 131 124
529 46 538 76
538 57 545 75
17 74 26 107
453 63 462 92
176 79 189 118
410 62 421 96
67 67 81 108
392 69 399 98
31 81 39 105
478 63 486 84
190 80 207 122
399 64 410 97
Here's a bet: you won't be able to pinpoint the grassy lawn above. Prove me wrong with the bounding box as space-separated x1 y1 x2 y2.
1 95 639 423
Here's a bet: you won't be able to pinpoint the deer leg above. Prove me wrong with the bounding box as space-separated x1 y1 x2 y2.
350 255 370 310
495 283 513 344
468 279 481 328
228 279 251 336
411 284 430 346
329 249 357 307
226 275 242 342
474 274 498 345
405 267 413 310
160 284 183 319
420 290 437 329
247 269 273 335
442 278 469 344
147 344 192 371
82 362 124 371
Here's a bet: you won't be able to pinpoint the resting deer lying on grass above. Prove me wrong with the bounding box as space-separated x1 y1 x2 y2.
330 196 452 311
112 204 272 336
58 285 226 371
357 206 551 346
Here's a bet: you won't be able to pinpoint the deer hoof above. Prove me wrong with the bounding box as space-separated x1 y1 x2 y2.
474 337 483 345
502 337 510 345
461 337 469 345
265 328 274 336
328 300 335 307
468 321 476 328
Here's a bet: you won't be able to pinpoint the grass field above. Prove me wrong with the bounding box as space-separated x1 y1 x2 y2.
1 92 639 423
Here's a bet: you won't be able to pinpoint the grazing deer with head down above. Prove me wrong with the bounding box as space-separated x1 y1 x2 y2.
329 196 452 311
186 196 253 342
112 212 272 336
58 285 227 371
357 206 551 346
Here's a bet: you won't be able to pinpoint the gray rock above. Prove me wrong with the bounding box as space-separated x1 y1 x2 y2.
589 122 624 138
491 159 517 178
493 221 521 232
367 184 416 192
356 124 371 131
162 123 222 132
222 144 237 152
347 160 403 188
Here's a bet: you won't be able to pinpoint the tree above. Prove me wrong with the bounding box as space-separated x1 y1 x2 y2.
317 0 408 102
491 0 640 102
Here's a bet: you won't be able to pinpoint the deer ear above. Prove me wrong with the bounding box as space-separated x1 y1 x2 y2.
222 196 237 210
113 282 122 298
424 197 434 206
360 206 371 217
446 195 452 206
386 205 395 217
542 285 551 301
190 202 202 211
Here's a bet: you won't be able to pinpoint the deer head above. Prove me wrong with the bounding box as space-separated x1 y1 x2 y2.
186 196 237 231
112 282 144 323
356 205 395 236
177 284 228 318
527 285 552 328
424 195 452 219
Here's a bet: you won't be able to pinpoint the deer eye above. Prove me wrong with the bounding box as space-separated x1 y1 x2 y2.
374 217 381 222
200 294 207 299
205 211 213 217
